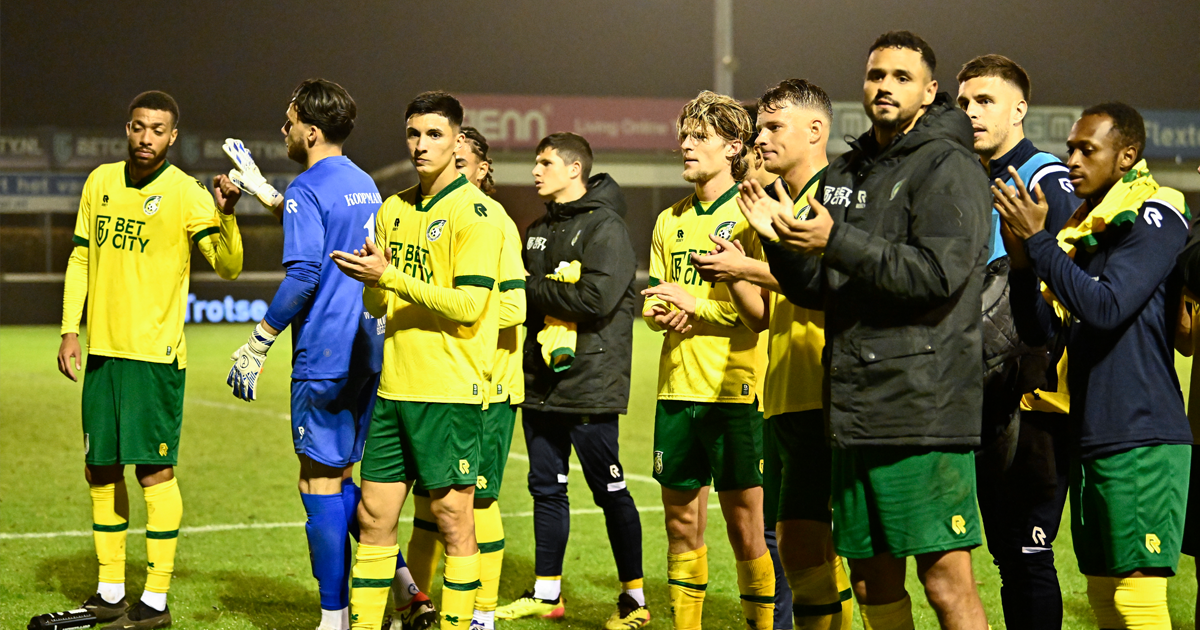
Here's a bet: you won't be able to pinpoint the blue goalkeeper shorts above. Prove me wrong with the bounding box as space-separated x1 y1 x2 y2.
291 373 380 468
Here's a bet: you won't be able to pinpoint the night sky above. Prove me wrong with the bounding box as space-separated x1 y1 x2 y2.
4 0 1197 171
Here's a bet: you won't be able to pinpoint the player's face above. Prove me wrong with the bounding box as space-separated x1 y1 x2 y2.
680 124 739 184
756 103 818 176
957 76 1025 157
282 104 309 164
1064 113 1136 200
863 47 936 131
125 108 176 170
455 144 489 188
407 114 462 177
532 148 574 199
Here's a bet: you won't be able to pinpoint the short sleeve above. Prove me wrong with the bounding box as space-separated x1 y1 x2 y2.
451 206 502 290
282 184 325 265
72 171 95 247
184 177 222 242
498 217 527 291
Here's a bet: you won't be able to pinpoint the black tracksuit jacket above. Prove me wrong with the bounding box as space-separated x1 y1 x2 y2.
520 173 638 415
762 93 991 448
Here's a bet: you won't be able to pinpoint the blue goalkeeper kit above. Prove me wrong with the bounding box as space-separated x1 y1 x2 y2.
263 154 387 614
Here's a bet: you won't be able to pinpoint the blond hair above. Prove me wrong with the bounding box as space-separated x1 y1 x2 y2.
677 90 753 181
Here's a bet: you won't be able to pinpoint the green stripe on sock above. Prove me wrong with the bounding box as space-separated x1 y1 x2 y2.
740 593 774 604
191 226 220 243
93 522 128 532
413 517 439 533
145 529 179 539
478 539 505 553
443 579 482 591
352 577 394 589
668 579 707 591
793 590 852 618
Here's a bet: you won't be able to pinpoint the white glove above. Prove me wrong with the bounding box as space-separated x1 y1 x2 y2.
227 322 277 401
223 138 284 209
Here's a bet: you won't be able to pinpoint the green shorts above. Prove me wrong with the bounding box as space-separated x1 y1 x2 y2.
360 398 482 489
476 401 516 500
1071 443 1191 576
82 354 185 466
832 446 982 559
653 399 763 492
764 410 831 525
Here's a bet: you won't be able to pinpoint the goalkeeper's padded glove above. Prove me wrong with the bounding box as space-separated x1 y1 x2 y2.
227 322 277 401
223 138 284 209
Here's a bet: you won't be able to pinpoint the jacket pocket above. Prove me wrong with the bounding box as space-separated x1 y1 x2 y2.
848 328 938 435
858 332 934 363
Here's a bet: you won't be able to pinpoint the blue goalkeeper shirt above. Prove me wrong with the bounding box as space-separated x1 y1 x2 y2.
268 155 384 380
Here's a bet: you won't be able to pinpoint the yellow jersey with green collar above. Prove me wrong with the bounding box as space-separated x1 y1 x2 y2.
372 174 505 404
645 184 764 403
62 160 242 368
492 213 526 405
758 171 826 418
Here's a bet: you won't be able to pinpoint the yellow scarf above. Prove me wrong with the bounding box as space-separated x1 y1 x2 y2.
1042 160 1189 321
537 260 582 372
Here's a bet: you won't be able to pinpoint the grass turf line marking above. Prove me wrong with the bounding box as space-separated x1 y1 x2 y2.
0 505 717 541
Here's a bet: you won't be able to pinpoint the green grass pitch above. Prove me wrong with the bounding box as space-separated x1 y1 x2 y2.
1 324 1197 628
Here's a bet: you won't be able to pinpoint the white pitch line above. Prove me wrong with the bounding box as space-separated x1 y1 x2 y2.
0 504 718 541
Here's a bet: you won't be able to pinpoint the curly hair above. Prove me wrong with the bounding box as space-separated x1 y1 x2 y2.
677 90 754 181
461 126 496 197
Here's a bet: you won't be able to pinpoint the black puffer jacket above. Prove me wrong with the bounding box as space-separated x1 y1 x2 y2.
520 174 638 415
762 93 991 447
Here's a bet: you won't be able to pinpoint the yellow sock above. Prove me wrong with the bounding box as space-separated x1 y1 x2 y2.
408 495 444 593
736 552 775 629
90 482 129 586
860 595 913 630
1086 575 1121 629
1114 576 1170 629
351 543 399 630
786 558 850 630
142 478 182 594
441 552 481 629
474 503 504 613
667 546 708 630
833 556 853 630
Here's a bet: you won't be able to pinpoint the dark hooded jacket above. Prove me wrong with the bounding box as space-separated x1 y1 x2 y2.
521 173 638 415
761 93 991 448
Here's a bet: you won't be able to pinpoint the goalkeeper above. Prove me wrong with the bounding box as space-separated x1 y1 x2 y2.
224 79 393 630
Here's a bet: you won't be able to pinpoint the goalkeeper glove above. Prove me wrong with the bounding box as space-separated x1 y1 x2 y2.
227 322 277 401
223 138 284 209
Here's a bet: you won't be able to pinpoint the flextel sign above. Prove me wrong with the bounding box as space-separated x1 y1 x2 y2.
459 94 686 151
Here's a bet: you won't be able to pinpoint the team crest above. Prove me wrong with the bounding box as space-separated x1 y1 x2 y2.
794 204 812 220
653 451 664 474
427 219 448 241
143 195 163 216
713 221 737 240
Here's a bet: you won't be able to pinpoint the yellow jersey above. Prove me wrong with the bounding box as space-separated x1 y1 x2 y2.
369 174 505 405
645 184 764 403
758 172 827 418
492 212 527 405
61 160 243 368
